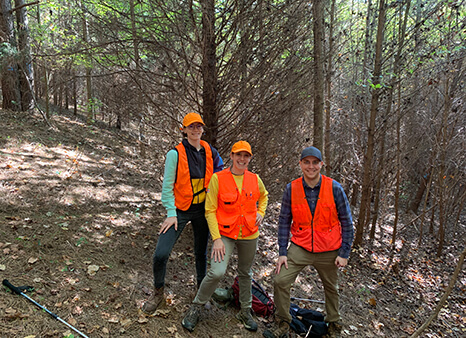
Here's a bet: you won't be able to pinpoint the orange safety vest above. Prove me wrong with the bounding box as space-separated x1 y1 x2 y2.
216 169 260 239
173 140 213 211
290 175 342 253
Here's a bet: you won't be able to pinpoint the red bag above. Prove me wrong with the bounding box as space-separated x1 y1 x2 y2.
232 276 275 318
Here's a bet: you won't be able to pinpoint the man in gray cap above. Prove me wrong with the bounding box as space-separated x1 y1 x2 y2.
263 146 354 338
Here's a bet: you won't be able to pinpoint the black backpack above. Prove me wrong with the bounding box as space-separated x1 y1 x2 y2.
289 303 328 337
231 276 275 318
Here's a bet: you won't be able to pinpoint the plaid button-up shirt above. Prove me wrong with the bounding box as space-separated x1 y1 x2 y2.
277 175 354 258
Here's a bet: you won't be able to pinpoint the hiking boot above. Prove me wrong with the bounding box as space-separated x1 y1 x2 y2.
236 308 258 332
182 304 202 332
263 320 289 338
141 287 164 314
325 321 342 338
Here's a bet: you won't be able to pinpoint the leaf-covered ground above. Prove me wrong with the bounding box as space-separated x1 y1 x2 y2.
0 109 464 338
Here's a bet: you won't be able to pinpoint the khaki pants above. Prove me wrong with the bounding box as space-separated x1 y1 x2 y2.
274 243 340 323
194 236 258 309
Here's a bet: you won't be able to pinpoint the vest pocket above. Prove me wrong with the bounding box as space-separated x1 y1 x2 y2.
243 190 259 213
313 228 342 252
291 203 311 223
219 192 238 212
219 223 235 234
314 204 333 232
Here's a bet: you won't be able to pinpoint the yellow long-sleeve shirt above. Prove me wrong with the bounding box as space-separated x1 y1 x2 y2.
205 171 268 241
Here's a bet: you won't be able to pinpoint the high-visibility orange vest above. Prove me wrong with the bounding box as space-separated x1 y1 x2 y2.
216 169 260 239
290 175 342 253
173 140 213 211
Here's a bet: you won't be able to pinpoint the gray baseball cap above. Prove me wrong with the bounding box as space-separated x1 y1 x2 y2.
300 146 322 161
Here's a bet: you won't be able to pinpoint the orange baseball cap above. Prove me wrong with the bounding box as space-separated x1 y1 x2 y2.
231 140 253 156
182 112 205 127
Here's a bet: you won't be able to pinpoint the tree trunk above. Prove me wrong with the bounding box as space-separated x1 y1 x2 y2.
201 0 218 147
312 0 324 150
355 0 386 247
72 71 77 117
436 78 449 258
362 0 374 83
409 172 429 213
14 0 34 111
418 165 434 247
81 0 93 124
391 0 411 246
130 0 145 141
43 65 49 118
324 0 335 175
369 141 384 241
1 0 21 111
435 10 463 256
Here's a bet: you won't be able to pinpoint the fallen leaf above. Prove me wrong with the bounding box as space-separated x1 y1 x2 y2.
66 278 79 285
0 264 5 271
108 316 119 323
72 306 83 315
120 318 132 327
167 325 177 333
28 257 38 264
155 308 170 318
138 315 149 324
87 265 100 276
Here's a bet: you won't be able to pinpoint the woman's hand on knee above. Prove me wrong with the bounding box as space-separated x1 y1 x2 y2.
159 216 177 234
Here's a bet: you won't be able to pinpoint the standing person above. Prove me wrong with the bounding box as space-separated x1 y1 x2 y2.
263 146 354 338
142 112 224 314
181 141 269 332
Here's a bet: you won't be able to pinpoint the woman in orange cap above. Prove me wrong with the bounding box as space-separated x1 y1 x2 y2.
142 112 223 314
182 140 268 333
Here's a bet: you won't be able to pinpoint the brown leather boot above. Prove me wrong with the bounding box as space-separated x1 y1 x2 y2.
141 287 165 314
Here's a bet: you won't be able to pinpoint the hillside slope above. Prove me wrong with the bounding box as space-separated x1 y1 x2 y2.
0 109 464 337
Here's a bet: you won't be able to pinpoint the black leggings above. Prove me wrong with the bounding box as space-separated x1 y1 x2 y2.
152 205 209 288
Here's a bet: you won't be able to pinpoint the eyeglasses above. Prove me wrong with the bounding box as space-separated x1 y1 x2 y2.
187 124 204 130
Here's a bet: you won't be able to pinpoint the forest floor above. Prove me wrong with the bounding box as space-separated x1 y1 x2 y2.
0 109 464 338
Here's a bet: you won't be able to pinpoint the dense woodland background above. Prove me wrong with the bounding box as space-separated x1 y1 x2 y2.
0 0 465 337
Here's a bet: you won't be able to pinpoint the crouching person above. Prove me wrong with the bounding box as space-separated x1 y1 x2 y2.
182 141 269 332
